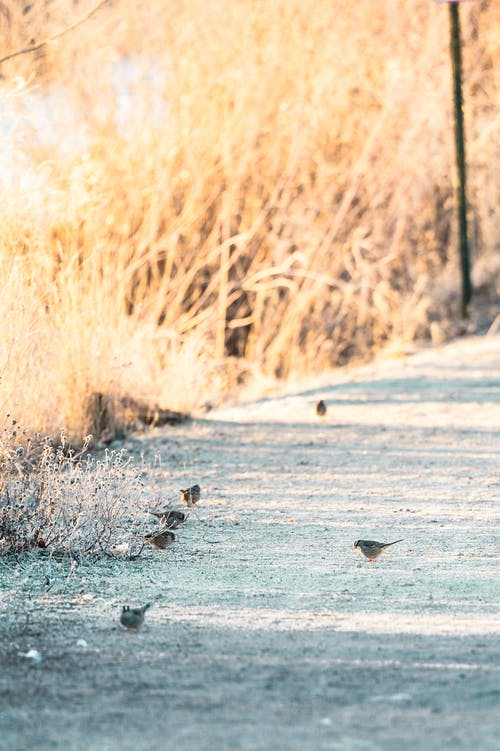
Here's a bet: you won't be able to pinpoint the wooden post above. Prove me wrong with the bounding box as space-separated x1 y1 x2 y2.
448 2 472 317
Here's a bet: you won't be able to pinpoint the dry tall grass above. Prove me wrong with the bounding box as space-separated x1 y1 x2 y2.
0 0 498 441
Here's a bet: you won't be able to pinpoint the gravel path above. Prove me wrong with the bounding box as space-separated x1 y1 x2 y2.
1 334 499 751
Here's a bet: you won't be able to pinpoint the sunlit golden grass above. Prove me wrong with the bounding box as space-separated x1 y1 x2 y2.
0 0 498 442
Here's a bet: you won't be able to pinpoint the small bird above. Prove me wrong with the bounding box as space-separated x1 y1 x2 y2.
180 484 201 507
120 603 150 631
354 539 404 561
148 508 188 529
144 529 176 549
315 399 327 417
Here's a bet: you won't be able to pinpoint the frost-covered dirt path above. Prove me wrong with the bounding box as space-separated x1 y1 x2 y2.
1 335 499 751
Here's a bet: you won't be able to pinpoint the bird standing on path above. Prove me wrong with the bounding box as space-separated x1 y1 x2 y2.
180 484 201 507
148 508 188 529
315 399 327 417
120 603 150 631
144 530 176 549
354 539 404 561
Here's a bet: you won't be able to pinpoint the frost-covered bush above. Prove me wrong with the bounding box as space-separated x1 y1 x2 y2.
0 419 149 557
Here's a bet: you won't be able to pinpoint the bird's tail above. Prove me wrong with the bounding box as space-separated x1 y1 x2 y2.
142 603 151 613
386 539 404 547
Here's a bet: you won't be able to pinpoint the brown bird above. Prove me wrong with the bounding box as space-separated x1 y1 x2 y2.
148 508 188 529
144 529 176 549
315 399 327 417
120 603 150 631
354 539 404 561
180 484 201 507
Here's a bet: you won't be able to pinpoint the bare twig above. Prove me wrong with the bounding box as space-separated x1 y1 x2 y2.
0 0 108 67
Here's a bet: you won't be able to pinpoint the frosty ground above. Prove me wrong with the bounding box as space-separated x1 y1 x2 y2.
1 335 499 751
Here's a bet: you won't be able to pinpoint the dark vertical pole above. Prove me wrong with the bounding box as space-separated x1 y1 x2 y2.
448 2 472 318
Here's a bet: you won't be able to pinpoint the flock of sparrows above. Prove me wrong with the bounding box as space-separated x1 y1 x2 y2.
120 483 201 630
120 401 405 629
141 483 200 550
